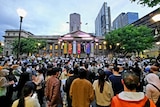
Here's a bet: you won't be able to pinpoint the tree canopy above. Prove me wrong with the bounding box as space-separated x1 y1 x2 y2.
0 46 3 55
130 0 160 7
105 25 155 56
12 38 46 56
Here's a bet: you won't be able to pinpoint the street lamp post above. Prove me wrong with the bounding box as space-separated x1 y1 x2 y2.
38 43 41 55
103 41 106 55
16 8 27 59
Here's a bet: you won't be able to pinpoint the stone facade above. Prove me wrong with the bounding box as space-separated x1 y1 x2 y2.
3 29 106 58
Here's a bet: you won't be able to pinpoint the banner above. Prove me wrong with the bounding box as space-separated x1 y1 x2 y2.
77 43 81 54
68 43 72 54
91 42 94 54
73 41 76 54
63 42 67 54
86 42 91 54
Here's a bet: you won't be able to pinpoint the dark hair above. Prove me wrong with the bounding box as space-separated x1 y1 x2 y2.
98 69 105 93
84 63 89 69
37 69 43 73
105 63 109 68
122 71 139 91
17 81 36 107
73 65 79 75
113 66 119 72
78 68 87 79
47 67 59 76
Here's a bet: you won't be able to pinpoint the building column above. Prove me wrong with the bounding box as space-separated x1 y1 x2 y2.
58 42 61 56
46 43 49 55
73 41 76 55
90 42 94 57
52 43 54 56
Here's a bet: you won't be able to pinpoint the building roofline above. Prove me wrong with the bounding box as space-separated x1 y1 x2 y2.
132 7 160 24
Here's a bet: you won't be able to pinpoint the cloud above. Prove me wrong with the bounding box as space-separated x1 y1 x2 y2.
0 0 159 41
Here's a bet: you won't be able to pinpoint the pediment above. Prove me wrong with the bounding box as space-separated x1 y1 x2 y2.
59 30 97 41
62 30 95 38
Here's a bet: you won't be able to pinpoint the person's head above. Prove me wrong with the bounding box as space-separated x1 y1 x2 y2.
97 69 106 93
84 63 89 69
22 81 36 97
73 64 79 75
47 66 59 76
51 67 60 76
121 71 139 91
98 68 105 80
0 67 9 77
78 68 87 79
150 65 159 73
146 73 160 85
105 63 109 68
37 68 43 74
113 66 119 72
17 81 36 107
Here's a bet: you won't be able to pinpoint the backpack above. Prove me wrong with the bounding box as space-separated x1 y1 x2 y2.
149 83 160 107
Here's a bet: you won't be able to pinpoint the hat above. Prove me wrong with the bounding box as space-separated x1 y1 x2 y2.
11 65 19 70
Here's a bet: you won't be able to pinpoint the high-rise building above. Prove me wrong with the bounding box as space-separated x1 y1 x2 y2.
95 2 111 36
113 12 139 29
69 13 81 33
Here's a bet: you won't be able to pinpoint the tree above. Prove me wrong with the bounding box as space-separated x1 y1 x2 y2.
105 25 155 56
0 46 3 55
130 0 160 7
37 40 47 50
12 38 46 56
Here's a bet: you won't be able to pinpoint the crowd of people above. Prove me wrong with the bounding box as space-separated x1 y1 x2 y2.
0 54 160 107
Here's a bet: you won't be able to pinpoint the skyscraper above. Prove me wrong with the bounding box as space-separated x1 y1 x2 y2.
69 13 81 33
95 2 111 36
113 12 139 30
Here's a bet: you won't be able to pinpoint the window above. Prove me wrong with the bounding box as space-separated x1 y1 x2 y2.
103 45 106 49
50 45 52 50
55 44 58 50
99 44 102 50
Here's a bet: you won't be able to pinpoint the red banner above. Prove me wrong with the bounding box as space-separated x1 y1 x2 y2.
77 43 81 54
68 43 72 54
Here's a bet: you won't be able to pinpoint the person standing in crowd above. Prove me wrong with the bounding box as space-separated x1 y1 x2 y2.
6 66 17 107
89 62 98 80
93 69 114 107
64 64 79 107
109 66 123 95
16 71 30 98
69 68 94 107
84 63 94 83
104 63 113 79
12 81 40 107
132 62 143 92
156 54 160 64
150 65 160 78
0 66 15 107
145 73 160 106
59 66 69 80
111 71 156 107
45 67 62 107
32 68 45 106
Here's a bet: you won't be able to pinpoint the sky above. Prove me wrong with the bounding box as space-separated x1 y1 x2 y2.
0 0 159 41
